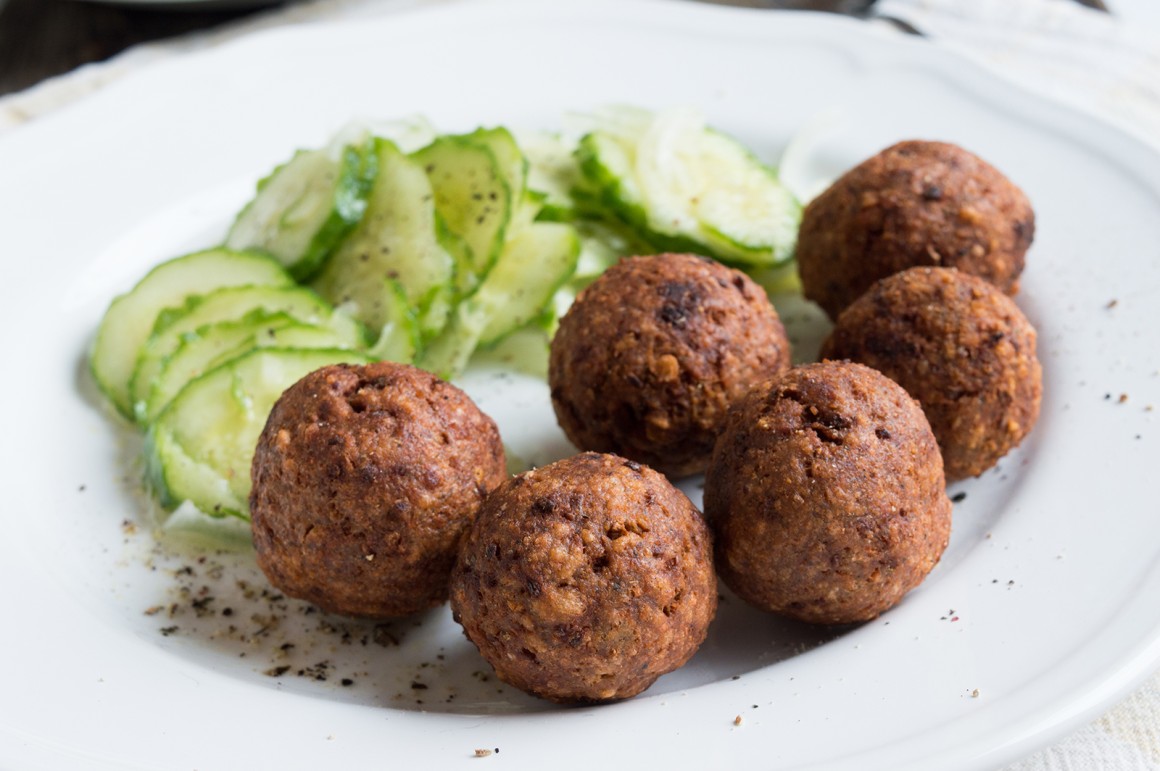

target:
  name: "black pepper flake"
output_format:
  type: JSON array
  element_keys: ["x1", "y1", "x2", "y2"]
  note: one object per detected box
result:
[
  {"x1": 159, "y1": 626, "x2": 178, "y2": 636},
  {"x1": 264, "y1": 665, "x2": 291, "y2": 677},
  {"x1": 341, "y1": 678, "x2": 354, "y2": 687},
  {"x1": 951, "y1": 492, "x2": 967, "y2": 503},
  {"x1": 78, "y1": 484, "x2": 86, "y2": 492},
  {"x1": 373, "y1": 624, "x2": 399, "y2": 647},
  {"x1": 411, "y1": 681, "x2": 428, "y2": 690}
]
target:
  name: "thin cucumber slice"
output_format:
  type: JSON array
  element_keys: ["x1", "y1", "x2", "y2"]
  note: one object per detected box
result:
[
  {"x1": 541, "y1": 283, "x2": 578, "y2": 339},
  {"x1": 518, "y1": 129, "x2": 582, "y2": 221},
  {"x1": 748, "y1": 260, "x2": 803, "y2": 297},
  {"x1": 412, "y1": 135, "x2": 511, "y2": 286},
  {"x1": 572, "y1": 219, "x2": 647, "y2": 284},
  {"x1": 129, "y1": 284, "x2": 367, "y2": 423},
  {"x1": 365, "y1": 278, "x2": 421, "y2": 363},
  {"x1": 90, "y1": 248, "x2": 293, "y2": 419},
  {"x1": 479, "y1": 221, "x2": 580, "y2": 345},
  {"x1": 577, "y1": 131, "x2": 652, "y2": 235},
  {"x1": 159, "y1": 500, "x2": 254, "y2": 550},
  {"x1": 509, "y1": 189, "x2": 545, "y2": 237},
  {"x1": 345, "y1": 115, "x2": 438, "y2": 154},
  {"x1": 145, "y1": 347, "x2": 372, "y2": 520},
  {"x1": 224, "y1": 138, "x2": 375, "y2": 281},
  {"x1": 463, "y1": 126, "x2": 527, "y2": 213},
  {"x1": 577, "y1": 107, "x2": 801, "y2": 268},
  {"x1": 312, "y1": 138, "x2": 456, "y2": 343},
  {"x1": 143, "y1": 311, "x2": 356, "y2": 424},
  {"x1": 674, "y1": 128, "x2": 800, "y2": 266},
  {"x1": 418, "y1": 221, "x2": 579, "y2": 378}
]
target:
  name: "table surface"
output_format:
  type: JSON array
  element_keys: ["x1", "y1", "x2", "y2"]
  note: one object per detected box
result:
[{"x1": 0, "y1": 0, "x2": 279, "y2": 96}]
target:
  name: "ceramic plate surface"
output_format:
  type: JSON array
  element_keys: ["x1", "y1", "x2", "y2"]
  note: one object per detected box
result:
[{"x1": 1, "y1": 1, "x2": 1159, "y2": 768}]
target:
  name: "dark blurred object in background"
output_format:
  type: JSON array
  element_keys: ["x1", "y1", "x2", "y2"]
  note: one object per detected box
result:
[{"x1": 0, "y1": 0, "x2": 284, "y2": 96}]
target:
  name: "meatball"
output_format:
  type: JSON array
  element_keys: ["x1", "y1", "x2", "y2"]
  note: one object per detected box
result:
[
  {"x1": 797, "y1": 140, "x2": 1035, "y2": 319},
  {"x1": 249, "y1": 361, "x2": 506, "y2": 619},
  {"x1": 549, "y1": 253, "x2": 791, "y2": 478},
  {"x1": 449, "y1": 452, "x2": 717, "y2": 703},
  {"x1": 704, "y1": 361, "x2": 951, "y2": 625},
  {"x1": 820, "y1": 267, "x2": 1042, "y2": 481}
]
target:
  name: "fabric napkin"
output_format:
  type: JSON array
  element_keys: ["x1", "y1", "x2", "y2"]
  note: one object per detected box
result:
[{"x1": 875, "y1": 0, "x2": 1160, "y2": 155}]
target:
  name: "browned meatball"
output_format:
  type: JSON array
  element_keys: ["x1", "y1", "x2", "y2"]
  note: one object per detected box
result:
[
  {"x1": 449, "y1": 452, "x2": 717, "y2": 703},
  {"x1": 797, "y1": 140, "x2": 1035, "y2": 319},
  {"x1": 250, "y1": 361, "x2": 506, "y2": 619},
  {"x1": 820, "y1": 267, "x2": 1042, "y2": 482},
  {"x1": 549, "y1": 253, "x2": 791, "y2": 478},
  {"x1": 704, "y1": 361, "x2": 951, "y2": 625}
]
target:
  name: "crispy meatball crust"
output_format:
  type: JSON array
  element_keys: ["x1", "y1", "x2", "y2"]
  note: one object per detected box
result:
[
  {"x1": 797, "y1": 140, "x2": 1035, "y2": 319},
  {"x1": 250, "y1": 361, "x2": 506, "y2": 619},
  {"x1": 704, "y1": 361, "x2": 951, "y2": 625},
  {"x1": 549, "y1": 253, "x2": 791, "y2": 478},
  {"x1": 449, "y1": 452, "x2": 717, "y2": 704},
  {"x1": 820, "y1": 267, "x2": 1042, "y2": 481}
]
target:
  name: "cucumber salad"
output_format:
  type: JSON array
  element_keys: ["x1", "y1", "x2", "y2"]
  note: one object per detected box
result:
[{"x1": 90, "y1": 105, "x2": 802, "y2": 543}]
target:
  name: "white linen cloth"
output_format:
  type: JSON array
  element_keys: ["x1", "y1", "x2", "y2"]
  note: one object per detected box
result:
[
  {"x1": 1, "y1": 0, "x2": 1157, "y2": 767},
  {"x1": 876, "y1": 0, "x2": 1160, "y2": 155}
]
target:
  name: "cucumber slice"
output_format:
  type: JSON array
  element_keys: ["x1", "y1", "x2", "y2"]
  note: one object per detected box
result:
[
  {"x1": 577, "y1": 107, "x2": 801, "y2": 268},
  {"x1": 145, "y1": 348, "x2": 372, "y2": 520},
  {"x1": 312, "y1": 138, "x2": 457, "y2": 343},
  {"x1": 364, "y1": 278, "x2": 421, "y2": 363},
  {"x1": 90, "y1": 248, "x2": 293, "y2": 419},
  {"x1": 577, "y1": 131, "x2": 653, "y2": 235},
  {"x1": 651, "y1": 126, "x2": 800, "y2": 267},
  {"x1": 518, "y1": 129, "x2": 582, "y2": 221},
  {"x1": 418, "y1": 221, "x2": 580, "y2": 378},
  {"x1": 479, "y1": 221, "x2": 579, "y2": 345},
  {"x1": 413, "y1": 135, "x2": 511, "y2": 286},
  {"x1": 129, "y1": 284, "x2": 366, "y2": 423},
  {"x1": 572, "y1": 219, "x2": 646, "y2": 284},
  {"x1": 143, "y1": 311, "x2": 357, "y2": 424},
  {"x1": 224, "y1": 138, "x2": 375, "y2": 281},
  {"x1": 509, "y1": 189, "x2": 545, "y2": 237},
  {"x1": 463, "y1": 126, "x2": 527, "y2": 214}
]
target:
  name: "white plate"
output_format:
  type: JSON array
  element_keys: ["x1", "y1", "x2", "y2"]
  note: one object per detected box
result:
[{"x1": 2, "y1": 1, "x2": 1159, "y2": 768}]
